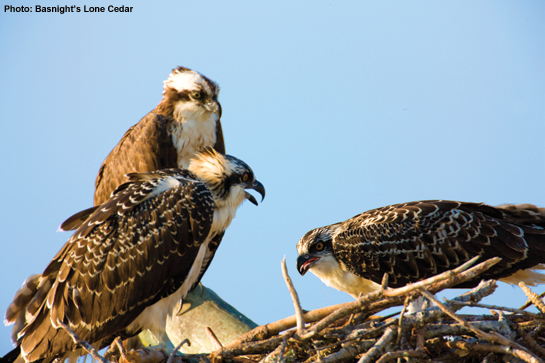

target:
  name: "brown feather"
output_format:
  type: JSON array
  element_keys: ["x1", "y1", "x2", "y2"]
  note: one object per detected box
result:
[
  {"x1": 9, "y1": 169, "x2": 216, "y2": 362},
  {"x1": 301, "y1": 200, "x2": 545, "y2": 289}
]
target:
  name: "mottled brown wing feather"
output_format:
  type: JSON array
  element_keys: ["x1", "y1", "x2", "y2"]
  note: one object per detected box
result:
[
  {"x1": 58, "y1": 206, "x2": 99, "y2": 231},
  {"x1": 334, "y1": 200, "x2": 545, "y2": 288},
  {"x1": 94, "y1": 112, "x2": 177, "y2": 206},
  {"x1": 14, "y1": 171, "x2": 214, "y2": 362}
]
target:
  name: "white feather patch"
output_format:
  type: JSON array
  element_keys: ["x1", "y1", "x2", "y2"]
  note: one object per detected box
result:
[
  {"x1": 163, "y1": 70, "x2": 215, "y2": 95},
  {"x1": 499, "y1": 264, "x2": 545, "y2": 286},
  {"x1": 309, "y1": 254, "x2": 381, "y2": 298},
  {"x1": 171, "y1": 113, "x2": 218, "y2": 169}
]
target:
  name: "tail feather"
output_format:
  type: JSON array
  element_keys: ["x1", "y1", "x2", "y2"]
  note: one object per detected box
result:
[{"x1": 5, "y1": 275, "x2": 41, "y2": 324}]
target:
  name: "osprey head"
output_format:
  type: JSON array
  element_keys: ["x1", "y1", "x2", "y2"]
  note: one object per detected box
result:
[
  {"x1": 296, "y1": 223, "x2": 381, "y2": 297},
  {"x1": 188, "y1": 147, "x2": 265, "y2": 207},
  {"x1": 159, "y1": 66, "x2": 221, "y2": 121},
  {"x1": 296, "y1": 226, "x2": 338, "y2": 276}
]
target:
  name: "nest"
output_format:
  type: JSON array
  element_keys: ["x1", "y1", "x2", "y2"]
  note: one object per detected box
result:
[{"x1": 62, "y1": 257, "x2": 545, "y2": 363}]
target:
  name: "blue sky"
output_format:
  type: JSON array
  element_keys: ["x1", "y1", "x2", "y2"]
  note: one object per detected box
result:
[{"x1": 1, "y1": 0, "x2": 544, "y2": 354}]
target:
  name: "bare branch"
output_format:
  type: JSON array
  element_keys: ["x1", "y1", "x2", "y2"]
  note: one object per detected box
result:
[
  {"x1": 519, "y1": 282, "x2": 545, "y2": 314},
  {"x1": 57, "y1": 320, "x2": 110, "y2": 363},
  {"x1": 167, "y1": 339, "x2": 190, "y2": 363},
  {"x1": 206, "y1": 327, "x2": 223, "y2": 350},
  {"x1": 449, "y1": 300, "x2": 543, "y2": 316},
  {"x1": 375, "y1": 349, "x2": 426, "y2": 363},
  {"x1": 281, "y1": 256, "x2": 305, "y2": 334},
  {"x1": 520, "y1": 291, "x2": 545, "y2": 310},
  {"x1": 357, "y1": 327, "x2": 396, "y2": 363}
]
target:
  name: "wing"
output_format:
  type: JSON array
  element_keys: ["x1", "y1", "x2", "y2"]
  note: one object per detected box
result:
[
  {"x1": 94, "y1": 112, "x2": 178, "y2": 206},
  {"x1": 333, "y1": 200, "x2": 545, "y2": 288},
  {"x1": 8, "y1": 170, "x2": 215, "y2": 362}
]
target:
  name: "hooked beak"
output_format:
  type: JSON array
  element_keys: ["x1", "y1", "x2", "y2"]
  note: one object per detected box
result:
[
  {"x1": 297, "y1": 254, "x2": 320, "y2": 276},
  {"x1": 205, "y1": 98, "x2": 221, "y2": 117},
  {"x1": 244, "y1": 179, "x2": 266, "y2": 206}
]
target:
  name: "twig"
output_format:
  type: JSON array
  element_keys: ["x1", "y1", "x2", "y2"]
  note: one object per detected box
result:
[
  {"x1": 277, "y1": 336, "x2": 288, "y2": 363},
  {"x1": 212, "y1": 331, "x2": 295, "y2": 361},
  {"x1": 418, "y1": 288, "x2": 543, "y2": 363},
  {"x1": 520, "y1": 291, "x2": 545, "y2": 310},
  {"x1": 57, "y1": 320, "x2": 110, "y2": 363},
  {"x1": 319, "y1": 339, "x2": 375, "y2": 363},
  {"x1": 167, "y1": 339, "x2": 190, "y2": 363},
  {"x1": 281, "y1": 256, "x2": 305, "y2": 334},
  {"x1": 449, "y1": 300, "x2": 543, "y2": 316},
  {"x1": 259, "y1": 339, "x2": 285, "y2": 363},
  {"x1": 424, "y1": 321, "x2": 519, "y2": 339},
  {"x1": 346, "y1": 318, "x2": 398, "y2": 341},
  {"x1": 357, "y1": 327, "x2": 396, "y2": 363},
  {"x1": 431, "y1": 339, "x2": 544, "y2": 363},
  {"x1": 523, "y1": 325, "x2": 545, "y2": 358},
  {"x1": 122, "y1": 348, "x2": 169, "y2": 363},
  {"x1": 519, "y1": 282, "x2": 545, "y2": 314},
  {"x1": 375, "y1": 349, "x2": 426, "y2": 363},
  {"x1": 206, "y1": 327, "x2": 223, "y2": 350},
  {"x1": 106, "y1": 336, "x2": 128, "y2": 362},
  {"x1": 113, "y1": 337, "x2": 127, "y2": 356},
  {"x1": 524, "y1": 334, "x2": 545, "y2": 359},
  {"x1": 395, "y1": 295, "x2": 410, "y2": 345},
  {"x1": 400, "y1": 280, "x2": 497, "y2": 330}
]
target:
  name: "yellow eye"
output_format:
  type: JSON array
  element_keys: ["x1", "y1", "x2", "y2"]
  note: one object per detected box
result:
[
  {"x1": 315, "y1": 242, "x2": 324, "y2": 251},
  {"x1": 192, "y1": 91, "x2": 202, "y2": 99},
  {"x1": 242, "y1": 173, "x2": 248, "y2": 182}
]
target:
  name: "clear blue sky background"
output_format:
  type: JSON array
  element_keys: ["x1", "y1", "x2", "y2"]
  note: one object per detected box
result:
[{"x1": 1, "y1": 0, "x2": 544, "y2": 355}]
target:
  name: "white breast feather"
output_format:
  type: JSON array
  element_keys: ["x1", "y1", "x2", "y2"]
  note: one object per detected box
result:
[
  {"x1": 310, "y1": 254, "x2": 380, "y2": 298},
  {"x1": 211, "y1": 185, "x2": 247, "y2": 233},
  {"x1": 170, "y1": 109, "x2": 218, "y2": 169}
]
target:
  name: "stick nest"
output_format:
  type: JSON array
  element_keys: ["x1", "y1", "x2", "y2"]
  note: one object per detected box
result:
[{"x1": 63, "y1": 257, "x2": 545, "y2": 363}]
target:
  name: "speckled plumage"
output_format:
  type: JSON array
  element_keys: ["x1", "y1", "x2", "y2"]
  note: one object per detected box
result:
[
  {"x1": 5, "y1": 150, "x2": 264, "y2": 363},
  {"x1": 297, "y1": 200, "x2": 545, "y2": 296}
]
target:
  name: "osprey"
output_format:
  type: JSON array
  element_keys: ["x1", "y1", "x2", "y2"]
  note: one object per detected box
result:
[
  {"x1": 93, "y1": 66, "x2": 225, "y2": 206},
  {"x1": 3, "y1": 148, "x2": 265, "y2": 363},
  {"x1": 297, "y1": 200, "x2": 545, "y2": 297}
]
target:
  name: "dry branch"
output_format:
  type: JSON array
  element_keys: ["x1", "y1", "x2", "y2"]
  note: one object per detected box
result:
[
  {"x1": 206, "y1": 327, "x2": 223, "y2": 350},
  {"x1": 357, "y1": 327, "x2": 396, "y2": 363},
  {"x1": 57, "y1": 320, "x2": 110, "y2": 363},
  {"x1": 281, "y1": 256, "x2": 305, "y2": 334},
  {"x1": 520, "y1": 282, "x2": 545, "y2": 314},
  {"x1": 375, "y1": 349, "x2": 426, "y2": 363}
]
